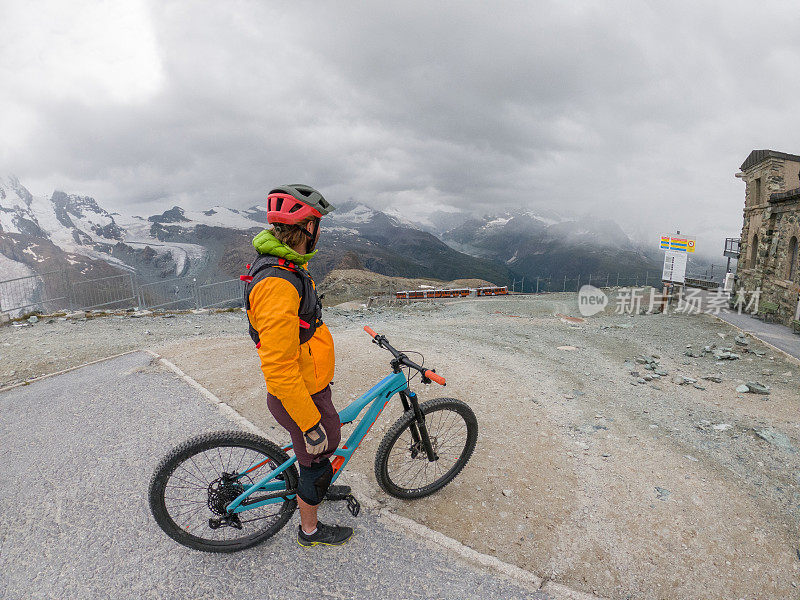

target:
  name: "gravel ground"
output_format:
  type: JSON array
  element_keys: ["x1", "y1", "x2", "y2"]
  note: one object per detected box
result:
[
  {"x1": 4, "y1": 294, "x2": 800, "y2": 599},
  {"x1": 0, "y1": 309, "x2": 245, "y2": 388}
]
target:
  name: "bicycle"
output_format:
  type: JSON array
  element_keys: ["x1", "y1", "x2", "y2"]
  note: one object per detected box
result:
[{"x1": 148, "y1": 326, "x2": 479, "y2": 552}]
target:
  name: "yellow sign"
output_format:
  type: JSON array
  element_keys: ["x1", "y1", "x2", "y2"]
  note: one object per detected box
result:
[{"x1": 660, "y1": 235, "x2": 695, "y2": 253}]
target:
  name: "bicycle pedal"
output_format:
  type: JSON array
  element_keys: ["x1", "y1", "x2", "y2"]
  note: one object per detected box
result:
[{"x1": 346, "y1": 494, "x2": 360, "y2": 517}]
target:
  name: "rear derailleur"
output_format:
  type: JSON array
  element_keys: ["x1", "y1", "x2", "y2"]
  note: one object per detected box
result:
[
  {"x1": 207, "y1": 472, "x2": 245, "y2": 530},
  {"x1": 208, "y1": 514, "x2": 243, "y2": 530}
]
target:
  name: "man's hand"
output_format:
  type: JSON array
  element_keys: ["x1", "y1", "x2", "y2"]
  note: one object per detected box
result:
[{"x1": 304, "y1": 421, "x2": 328, "y2": 456}]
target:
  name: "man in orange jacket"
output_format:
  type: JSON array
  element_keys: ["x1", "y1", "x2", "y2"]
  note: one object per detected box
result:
[{"x1": 245, "y1": 184, "x2": 352, "y2": 547}]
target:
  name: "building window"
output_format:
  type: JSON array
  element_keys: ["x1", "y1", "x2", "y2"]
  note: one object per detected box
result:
[
  {"x1": 790, "y1": 236, "x2": 799, "y2": 282},
  {"x1": 750, "y1": 234, "x2": 759, "y2": 268},
  {"x1": 753, "y1": 178, "x2": 762, "y2": 205}
]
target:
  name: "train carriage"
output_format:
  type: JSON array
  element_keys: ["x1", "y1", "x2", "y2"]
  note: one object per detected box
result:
[
  {"x1": 397, "y1": 286, "x2": 505, "y2": 300},
  {"x1": 475, "y1": 286, "x2": 508, "y2": 297}
]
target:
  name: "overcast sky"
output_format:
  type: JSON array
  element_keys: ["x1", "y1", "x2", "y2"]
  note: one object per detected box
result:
[{"x1": 2, "y1": 1, "x2": 800, "y2": 257}]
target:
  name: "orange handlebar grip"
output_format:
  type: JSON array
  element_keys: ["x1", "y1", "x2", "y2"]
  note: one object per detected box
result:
[
  {"x1": 364, "y1": 326, "x2": 377, "y2": 338},
  {"x1": 425, "y1": 370, "x2": 446, "y2": 385}
]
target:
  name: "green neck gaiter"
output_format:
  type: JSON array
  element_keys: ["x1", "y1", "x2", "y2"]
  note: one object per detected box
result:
[{"x1": 252, "y1": 229, "x2": 317, "y2": 265}]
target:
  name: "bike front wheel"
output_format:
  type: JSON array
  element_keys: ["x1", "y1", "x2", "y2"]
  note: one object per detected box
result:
[
  {"x1": 148, "y1": 430, "x2": 298, "y2": 553},
  {"x1": 375, "y1": 397, "x2": 478, "y2": 499}
]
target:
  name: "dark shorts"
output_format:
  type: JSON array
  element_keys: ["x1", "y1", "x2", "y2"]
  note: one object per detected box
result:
[{"x1": 266, "y1": 384, "x2": 341, "y2": 468}]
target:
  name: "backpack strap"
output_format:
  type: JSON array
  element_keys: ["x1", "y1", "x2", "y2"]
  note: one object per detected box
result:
[{"x1": 243, "y1": 254, "x2": 322, "y2": 348}]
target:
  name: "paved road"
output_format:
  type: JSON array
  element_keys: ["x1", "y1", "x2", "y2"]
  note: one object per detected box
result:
[
  {"x1": 0, "y1": 352, "x2": 545, "y2": 600},
  {"x1": 715, "y1": 307, "x2": 800, "y2": 360}
]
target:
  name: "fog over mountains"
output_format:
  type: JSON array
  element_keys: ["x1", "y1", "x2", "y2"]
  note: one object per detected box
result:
[{"x1": 0, "y1": 175, "x2": 671, "y2": 290}]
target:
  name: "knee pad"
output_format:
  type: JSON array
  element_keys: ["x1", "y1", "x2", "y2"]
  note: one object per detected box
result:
[{"x1": 297, "y1": 458, "x2": 333, "y2": 506}]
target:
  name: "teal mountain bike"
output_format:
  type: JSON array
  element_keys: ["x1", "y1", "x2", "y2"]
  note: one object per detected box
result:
[{"x1": 148, "y1": 327, "x2": 479, "y2": 552}]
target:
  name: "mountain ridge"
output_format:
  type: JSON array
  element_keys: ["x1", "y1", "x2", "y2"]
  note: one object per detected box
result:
[
  {"x1": 0, "y1": 177, "x2": 514, "y2": 288},
  {"x1": 1, "y1": 176, "x2": 670, "y2": 293}
]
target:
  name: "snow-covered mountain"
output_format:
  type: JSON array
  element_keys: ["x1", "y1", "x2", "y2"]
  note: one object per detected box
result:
[
  {"x1": 0, "y1": 176, "x2": 267, "y2": 281},
  {"x1": 0, "y1": 177, "x2": 127, "y2": 281},
  {"x1": 0, "y1": 175, "x2": 46, "y2": 237},
  {"x1": 0, "y1": 175, "x2": 663, "y2": 296},
  {"x1": 141, "y1": 200, "x2": 514, "y2": 285},
  {"x1": 0, "y1": 177, "x2": 513, "y2": 289},
  {"x1": 442, "y1": 211, "x2": 660, "y2": 279}
]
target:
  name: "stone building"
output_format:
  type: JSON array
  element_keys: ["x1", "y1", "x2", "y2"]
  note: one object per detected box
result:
[{"x1": 735, "y1": 149, "x2": 800, "y2": 324}]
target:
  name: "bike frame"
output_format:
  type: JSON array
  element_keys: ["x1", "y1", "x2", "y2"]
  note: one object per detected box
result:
[{"x1": 225, "y1": 370, "x2": 410, "y2": 514}]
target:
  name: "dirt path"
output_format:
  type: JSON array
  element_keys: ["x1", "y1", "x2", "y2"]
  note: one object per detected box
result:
[{"x1": 8, "y1": 295, "x2": 798, "y2": 598}]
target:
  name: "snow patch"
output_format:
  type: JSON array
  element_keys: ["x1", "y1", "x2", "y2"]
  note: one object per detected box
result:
[
  {"x1": 384, "y1": 207, "x2": 433, "y2": 229},
  {"x1": 323, "y1": 226, "x2": 360, "y2": 235},
  {"x1": 329, "y1": 204, "x2": 375, "y2": 224},
  {"x1": 22, "y1": 243, "x2": 45, "y2": 262},
  {"x1": 527, "y1": 214, "x2": 561, "y2": 226},
  {"x1": 182, "y1": 206, "x2": 263, "y2": 230},
  {"x1": 484, "y1": 217, "x2": 511, "y2": 228}
]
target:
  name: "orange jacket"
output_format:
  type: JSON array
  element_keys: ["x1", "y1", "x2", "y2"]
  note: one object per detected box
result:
[{"x1": 247, "y1": 266, "x2": 335, "y2": 432}]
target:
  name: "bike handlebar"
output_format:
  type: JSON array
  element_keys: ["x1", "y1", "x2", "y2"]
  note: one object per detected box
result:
[{"x1": 363, "y1": 326, "x2": 446, "y2": 386}]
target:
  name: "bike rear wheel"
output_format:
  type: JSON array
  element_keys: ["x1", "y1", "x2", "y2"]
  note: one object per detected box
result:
[
  {"x1": 375, "y1": 397, "x2": 478, "y2": 499},
  {"x1": 148, "y1": 430, "x2": 298, "y2": 553}
]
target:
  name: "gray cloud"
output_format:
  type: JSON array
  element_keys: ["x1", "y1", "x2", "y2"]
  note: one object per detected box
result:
[{"x1": 2, "y1": 0, "x2": 800, "y2": 258}]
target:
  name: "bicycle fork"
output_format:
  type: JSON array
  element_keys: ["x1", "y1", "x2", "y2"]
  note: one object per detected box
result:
[{"x1": 399, "y1": 390, "x2": 439, "y2": 462}]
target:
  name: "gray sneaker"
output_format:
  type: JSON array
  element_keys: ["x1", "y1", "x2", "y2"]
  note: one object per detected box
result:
[{"x1": 297, "y1": 522, "x2": 354, "y2": 547}]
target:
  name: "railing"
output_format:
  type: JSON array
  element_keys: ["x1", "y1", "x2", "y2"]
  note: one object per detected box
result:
[
  {"x1": 0, "y1": 271, "x2": 70, "y2": 314},
  {"x1": 71, "y1": 273, "x2": 137, "y2": 310},
  {"x1": 513, "y1": 272, "x2": 660, "y2": 294},
  {"x1": 137, "y1": 276, "x2": 199, "y2": 310},
  {"x1": 0, "y1": 267, "x2": 724, "y2": 316},
  {"x1": 724, "y1": 238, "x2": 741, "y2": 258},
  {"x1": 0, "y1": 271, "x2": 246, "y2": 317},
  {"x1": 197, "y1": 279, "x2": 244, "y2": 308},
  {"x1": 373, "y1": 272, "x2": 676, "y2": 303},
  {"x1": 684, "y1": 277, "x2": 719, "y2": 290}
]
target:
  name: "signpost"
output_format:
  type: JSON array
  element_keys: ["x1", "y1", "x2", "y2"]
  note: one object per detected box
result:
[
  {"x1": 660, "y1": 232, "x2": 696, "y2": 310},
  {"x1": 659, "y1": 233, "x2": 695, "y2": 284},
  {"x1": 662, "y1": 251, "x2": 688, "y2": 283}
]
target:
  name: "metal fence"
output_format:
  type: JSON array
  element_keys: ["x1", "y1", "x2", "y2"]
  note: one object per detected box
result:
[
  {"x1": 0, "y1": 271, "x2": 70, "y2": 314},
  {"x1": 1, "y1": 266, "x2": 724, "y2": 316},
  {"x1": 370, "y1": 271, "x2": 722, "y2": 302},
  {"x1": 510, "y1": 271, "x2": 721, "y2": 294},
  {"x1": 197, "y1": 279, "x2": 245, "y2": 309},
  {"x1": 0, "y1": 270, "x2": 245, "y2": 317},
  {"x1": 137, "y1": 276, "x2": 199, "y2": 310},
  {"x1": 505, "y1": 273, "x2": 647, "y2": 294},
  {"x1": 71, "y1": 273, "x2": 137, "y2": 310}
]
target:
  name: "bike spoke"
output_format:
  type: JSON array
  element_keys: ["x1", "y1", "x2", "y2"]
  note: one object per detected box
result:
[
  {"x1": 386, "y1": 407, "x2": 470, "y2": 491},
  {"x1": 176, "y1": 463, "x2": 207, "y2": 488},
  {"x1": 159, "y1": 443, "x2": 294, "y2": 545}
]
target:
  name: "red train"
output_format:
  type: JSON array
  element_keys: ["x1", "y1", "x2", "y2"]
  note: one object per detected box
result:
[{"x1": 394, "y1": 286, "x2": 507, "y2": 300}]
